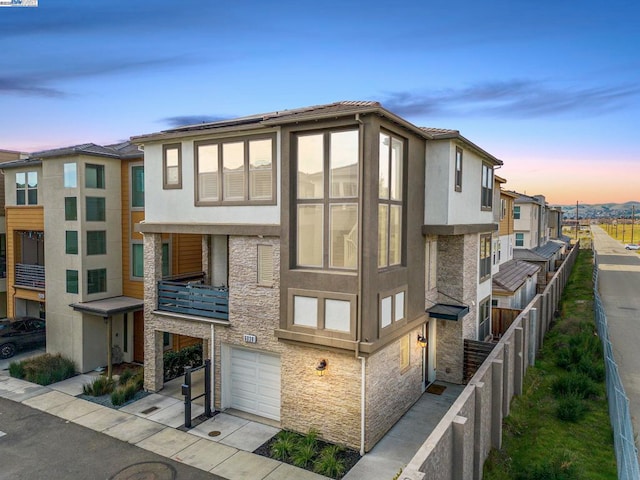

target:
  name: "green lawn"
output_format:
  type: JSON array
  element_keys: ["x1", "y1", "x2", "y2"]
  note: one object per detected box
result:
[{"x1": 483, "y1": 250, "x2": 617, "y2": 480}]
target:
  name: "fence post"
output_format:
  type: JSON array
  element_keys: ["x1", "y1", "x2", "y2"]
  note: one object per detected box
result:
[
  {"x1": 204, "y1": 359, "x2": 212, "y2": 417},
  {"x1": 528, "y1": 308, "x2": 538, "y2": 366},
  {"x1": 491, "y1": 360, "x2": 504, "y2": 449},
  {"x1": 514, "y1": 327, "x2": 524, "y2": 396}
]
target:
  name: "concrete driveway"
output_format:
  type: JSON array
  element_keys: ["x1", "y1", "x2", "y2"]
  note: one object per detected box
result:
[{"x1": 0, "y1": 347, "x2": 45, "y2": 371}]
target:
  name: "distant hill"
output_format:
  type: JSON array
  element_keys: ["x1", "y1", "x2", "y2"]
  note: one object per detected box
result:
[{"x1": 558, "y1": 201, "x2": 640, "y2": 219}]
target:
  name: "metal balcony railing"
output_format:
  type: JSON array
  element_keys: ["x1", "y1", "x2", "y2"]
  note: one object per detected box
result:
[
  {"x1": 15, "y1": 263, "x2": 45, "y2": 289},
  {"x1": 157, "y1": 280, "x2": 229, "y2": 321}
]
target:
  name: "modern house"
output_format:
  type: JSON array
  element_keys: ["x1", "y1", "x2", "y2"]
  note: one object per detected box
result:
[
  {"x1": 132, "y1": 101, "x2": 502, "y2": 452},
  {"x1": 0, "y1": 142, "x2": 199, "y2": 371}
]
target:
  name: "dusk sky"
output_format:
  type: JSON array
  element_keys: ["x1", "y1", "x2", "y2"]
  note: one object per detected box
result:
[{"x1": 1, "y1": 0, "x2": 639, "y2": 205}]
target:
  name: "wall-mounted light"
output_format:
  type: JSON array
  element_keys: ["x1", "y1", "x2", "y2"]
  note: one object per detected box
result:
[
  {"x1": 417, "y1": 334, "x2": 428, "y2": 348},
  {"x1": 316, "y1": 359, "x2": 327, "y2": 376}
]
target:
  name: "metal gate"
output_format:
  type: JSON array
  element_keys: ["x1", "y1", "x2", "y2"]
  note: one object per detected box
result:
[{"x1": 181, "y1": 359, "x2": 212, "y2": 428}]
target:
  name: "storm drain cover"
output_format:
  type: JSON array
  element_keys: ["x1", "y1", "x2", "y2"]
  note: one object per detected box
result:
[
  {"x1": 208, "y1": 430, "x2": 221, "y2": 437},
  {"x1": 141, "y1": 406, "x2": 160, "y2": 415},
  {"x1": 110, "y1": 461, "x2": 176, "y2": 480}
]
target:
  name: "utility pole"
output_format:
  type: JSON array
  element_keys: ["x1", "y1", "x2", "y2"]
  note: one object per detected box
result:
[
  {"x1": 632, "y1": 205, "x2": 636, "y2": 244},
  {"x1": 575, "y1": 200, "x2": 579, "y2": 241}
]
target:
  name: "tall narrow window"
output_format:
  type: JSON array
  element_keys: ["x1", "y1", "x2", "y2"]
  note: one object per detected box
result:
[
  {"x1": 455, "y1": 147, "x2": 463, "y2": 192},
  {"x1": 513, "y1": 205, "x2": 521, "y2": 220},
  {"x1": 163, "y1": 144, "x2": 182, "y2": 189},
  {"x1": 481, "y1": 163, "x2": 493, "y2": 209},
  {"x1": 65, "y1": 197, "x2": 77, "y2": 221},
  {"x1": 66, "y1": 270, "x2": 78, "y2": 294},
  {"x1": 131, "y1": 165, "x2": 144, "y2": 208},
  {"x1": 515, "y1": 233, "x2": 524, "y2": 247},
  {"x1": 64, "y1": 163, "x2": 77, "y2": 188},
  {"x1": 223, "y1": 142, "x2": 245, "y2": 200},
  {"x1": 16, "y1": 171, "x2": 38, "y2": 205},
  {"x1": 295, "y1": 130, "x2": 358, "y2": 270},
  {"x1": 378, "y1": 132, "x2": 403, "y2": 269},
  {"x1": 65, "y1": 231, "x2": 78, "y2": 255},
  {"x1": 86, "y1": 164, "x2": 105, "y2": 189},
  {"x1": 478, "y1": 298, "x2": 491, "y2": 341},
  {"x1": 87, "y1": 268, "x2": 107, "y2": 294},
  {"x1": 132, "y1": 243, "x2": 143, "y2": 278},
  {"x1": 480, "y1": 234, "x2": 491, "y2": 280}
]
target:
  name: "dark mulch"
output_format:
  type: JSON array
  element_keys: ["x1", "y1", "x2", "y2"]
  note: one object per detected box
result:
[
  {"x1": 253, "y1": 433, "x2": 361, "y2": 479},
  {"x1": 78, "y1": 389, "x2": 150, "y2": 410}
]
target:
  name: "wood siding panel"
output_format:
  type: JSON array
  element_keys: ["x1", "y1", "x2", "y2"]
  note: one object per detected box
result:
[
  {"x1": 499, "y1": 196, "x2": 514, "y2": 236},
  {"x1": 121, "y1": 161, "x2": 144, "y2": 299},
  {"x1": 173, "y1": 234, "x2": 202, "y2": 275},
  {"x1": 6, "y1": 206, "x2": 44, "y2": 317},
  {"x1": 175, "y1": 334, "x2": 202, "y2": 350}
]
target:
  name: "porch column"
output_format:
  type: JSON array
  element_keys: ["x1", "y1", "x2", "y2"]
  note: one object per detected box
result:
[{"x1": 143, "y1": 232, "x2": 164, "y2": 391}]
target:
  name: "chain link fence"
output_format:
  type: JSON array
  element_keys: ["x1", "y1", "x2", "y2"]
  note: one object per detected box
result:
[{"x1": 593, "y1": 253, "x2": 640, "y2": 480}]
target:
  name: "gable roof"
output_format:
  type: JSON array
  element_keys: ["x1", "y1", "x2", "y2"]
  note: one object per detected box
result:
[
  {"x1": 492, "y1": 260, "x2": 540, "y2": 294},
  {"x1": 513, "y1": 241, "x2": 563, "y2": 262}
]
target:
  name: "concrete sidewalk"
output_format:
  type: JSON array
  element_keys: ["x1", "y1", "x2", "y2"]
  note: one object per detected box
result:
[
  {"x1": 0, "y1": 370, "x2": 463, "y2": 480},
  {"x1": 0, "y1": 371, "x2": 326, "y2": 480}
]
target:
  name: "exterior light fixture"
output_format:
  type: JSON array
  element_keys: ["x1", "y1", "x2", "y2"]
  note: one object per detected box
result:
[
  {"x1": 316, "y1": 359, "x2": 327, "y2": 376},
  {"x1": 417, "y1": 334, "x2": 428, "y2": 348}
]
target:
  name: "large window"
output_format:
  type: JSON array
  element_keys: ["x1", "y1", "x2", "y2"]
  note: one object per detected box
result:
[
  {"x1": 195, "y1": 136, "x2": 274, "y2": 204},
  {"x1": 132, "y1": 243, "x2": 169, "y2": 278},
  {"x1": 65, "y1": 231, "x2": 78, "y2": 254},
  {"x1": 87, "y1": 231, "x2": 106, "y2": 255},
  {"x1": 65, "y1": 197, "x2": 77, "y2": 221},
  {"x1": 163, "y1": 144, "x2": 182, "y2": 189},
  {"x1": 66, "y1": 270, "x2": 78, "y2": 294},
  {"x1": 87, "y1": 268, "x2": 107, "y2": 294},
  {"x1": 480, "y1": 234, "x2": 491, "y2": 280},
  {"x1": 513, "y1": 205, "x2": 521, "y2": 220},
  {"x1": 86, "y1": 164, "x2": 105, "y2": 189},
  {"x1": 290, "y1": 290, "x2": 355, "y2": 334},
  {"x1": 295, "y1": 130, "x2": 358, "y2": 270},
  {"x1": 16, "y1": 171, "x2": 38, "y2": 205},
  {"x1": 86, "y1": 197, "x2": 105, "y2": 221},
  {"x1": 455, "y1": 147, "x2": 463, "y2": 192},
  {"x1": 478, "y1": 297, "x2": 491, "y2": 341},
  {"x1": 378, "y1": 132, "x2": 403, "y2": 269},
  {"x1": 481, "y1": 163, "x2": 493, "y2": 209},
  {"x1": 131, "y1": 165, "x2": 144, "y2": 208},
  {"x1": 515, "y1": 233, "x2": 524, "y2": 247},
  {"x1": 64, "y1": 163, "x2": 77, "y2": 188}
]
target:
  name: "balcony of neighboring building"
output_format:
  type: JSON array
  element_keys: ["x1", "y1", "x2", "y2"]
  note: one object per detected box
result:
[
  {"x1": 156, "y1": 271, "x2": 229, "y2": 321},
  {"x1": 14, "y1": 231, "x2": 45, "y2": 291}
]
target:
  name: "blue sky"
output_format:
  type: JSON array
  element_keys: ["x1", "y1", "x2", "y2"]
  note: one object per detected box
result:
[{"x1": 1, "y1": 0, "x2": 639, "y2": 204}]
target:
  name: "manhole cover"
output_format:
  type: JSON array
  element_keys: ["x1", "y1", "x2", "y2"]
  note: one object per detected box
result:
[
  {"x1": 208, "y1": 430, "x2": 221, "y2": 437},
  {"x1": 110, "y1": 461, "x2": 176, "y2": 480}
]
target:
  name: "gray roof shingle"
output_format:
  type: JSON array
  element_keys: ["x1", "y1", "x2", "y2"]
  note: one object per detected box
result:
[{"x1": 493, "y1": 260, "x2": 540, "y2": 294}]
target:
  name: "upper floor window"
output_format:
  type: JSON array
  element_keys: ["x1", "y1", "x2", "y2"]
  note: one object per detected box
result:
[
  {"x1": 481, "y1": 163, "x2": 493, "y2": 209},
  {"x1": 65, "y1": 197, "x2": 77, "y2": 221},
  {"x1": 86, "y1": 197, "x2": 105, "y2": 222},
  {"x1": 87, "y1": 231, "x2": 107, "y2": 255},
  {"x1": 454, "y1": 147, "x2": 463, "y2": 192},
  {"x1": 131, "y1": 165, "x2": 144, "y2": 208},
  {"x1": 378, "y1": 132, "x2": 403, "y2": 269},
  {"x1": 380, "y1": 289, "x2": 406, "y2": 329},
  {"x1": 513, "y1": 205, "x2": 521, "y2": 219},
  {"x1": 163, "y1": 144, "x2": 182, "y2": 189},
  {"x1": 64, "y1": 163, "x2": 77, "y2": 188},
  {"x1": 295, "y1": 129, "x2": 359, "y2": 270},
  {"x1": 86, "y1": 164, "x2": 105, "y2": 189},
  {"x1": 515, "y1": 232, "x2": 524, "y2": 247},
  {"x1": 480, "y1": 234, "x2": 491, "y2": 280},
  {"x1": 195, "y1": 136, "x2": 274, "y2": 204},
  {"x1": 87, "y1": 268, "x2": 107, "y2": 294},
  {"x1": 16, "y1": 171, "x2": 37, "y2": 205},
  {"x1": 478, "y1": 297, "x2": 491, "y2": 341},
  {"x1": 500, "y1": 199, "x2": 507, "y2": 220},
  {"x1": 290, "y1": 290, "x2": 355, "y2": 335},
  {"x1": 131, "y1": 242, "x2": 169, "y2": 278}
]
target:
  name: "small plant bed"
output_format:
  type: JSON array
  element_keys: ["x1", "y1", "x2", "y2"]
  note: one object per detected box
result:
[
  {"x1": 9, "y1": 353, "x2": 76, "y2": 386},
  {"x1": 254, "y1": 429, "x2": 360, "y2": 479},
  {"x1": 483, "y1": 250, "x2": 617, "y2": 480},
  {"x1": 80, "y1": 367, "x2": 148, "y2": 409}
]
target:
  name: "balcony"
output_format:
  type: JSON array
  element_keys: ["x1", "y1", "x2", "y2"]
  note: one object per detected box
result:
[
  {"x1": 157, "y1": 275, "x2": 228, "y2": 321},
  {"x1": 15, "y1": 263, "x2": 45, "y2": 290}
]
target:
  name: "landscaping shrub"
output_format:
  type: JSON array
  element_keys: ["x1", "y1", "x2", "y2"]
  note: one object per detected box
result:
[
  {"x1": 556, "y1": 394, "x2": 588, "y2": 422},
  {"x1": 110, "y1": 389, "x2": 126, "y2": 406},
  {"x1": 11, "y1": 354, "x2": 76, "y2": 386},
  {"x1": 575, "y1": 358, "x2": 605, "y2": 383},
  {"x1": 163, "y1": 343, "x2": 203, "y2": 381},
  {"x1": 515, "y1": 451, "x2": 581, "y2": 480},
  {"x1": 270, "y1": 430, "x2": 297, "y2": 461},
  {"x1": 83, "y1": 375, "x2": 116, "y2": 396},
  {"x1": 118, "y1": 368, "x2": 134, "y2": 385},
  {"x1": 314, "y1": 444, "x2": 346, "y2": 478},
  {"x1": 551, "y1": 372, "x2": 598, "y2": 400}
]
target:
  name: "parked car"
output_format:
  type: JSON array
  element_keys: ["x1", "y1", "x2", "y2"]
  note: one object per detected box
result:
[
  {"x1": 0, "y1": 317, "x2": 46, "y2": 359},
  {"x1": 625, "y1": 244, "x2": 640, "y2": 250}
]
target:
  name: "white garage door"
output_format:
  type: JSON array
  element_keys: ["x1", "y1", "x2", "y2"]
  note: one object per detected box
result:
[{"x1": 230, "y1": 348, "x2": 281, "y2": 421}]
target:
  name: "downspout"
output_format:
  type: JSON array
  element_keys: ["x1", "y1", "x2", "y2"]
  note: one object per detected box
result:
[
  {"x1": 210, "y1": 323, "x2": 215, "y2": 413},
  {"x1": 355, "y1": 113, "x2": 366, "y2": 456}
]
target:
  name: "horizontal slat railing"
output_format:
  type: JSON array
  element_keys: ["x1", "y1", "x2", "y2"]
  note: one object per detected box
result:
[
  {"x1": 15, "y1": 263, "x2": 45, "y2": 289},
  {"x1": 157, "y1": 280, "x2": 229, "y2": 321}
]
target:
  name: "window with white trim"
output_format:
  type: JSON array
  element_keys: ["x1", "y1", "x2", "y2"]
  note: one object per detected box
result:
[
  {"x1": 290, "y1": 290, "x2": 355, "y2": 334},
  {"x1": 515, "y1": 233, "x2": 524, "y2": 247},
  {"x1": 480, "y1": 234, "x2": 491, "y2": 280},
  {"x1": 513, "y1": 205, "x2": 521, "y2": 220},
  {"x1": 481, "y1": 163, "x2": 493, "y2": 209},
  {"x1": 16, "y1": 171, "x2": 38, "y2": 205},
  {"x1": 380, "y1": 289, "x2": 406, "y2": 329}
]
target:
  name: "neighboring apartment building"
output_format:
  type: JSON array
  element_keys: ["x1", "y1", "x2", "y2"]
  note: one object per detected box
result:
[
  {"x1": 0, "y1": 148, "x2": 27, "y2": 318},
  {"x1": 1, "y1": 143, "x2": 199, "y2": 371},
  {"x1": 132, "y1": 101, "x2": 502, "y2": 452}
]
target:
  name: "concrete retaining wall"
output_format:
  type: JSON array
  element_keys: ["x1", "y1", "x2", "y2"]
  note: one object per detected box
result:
[{"x1": 401, "y1": 243, "x2": 579, "y2": 480}]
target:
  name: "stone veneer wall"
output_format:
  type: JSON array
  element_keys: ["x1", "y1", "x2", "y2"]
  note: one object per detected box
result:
[
  {"x1": 281, "y1": 344, "x2": 362, "y2": 450},
  {"x1": 365, "y1": 326, "x2": 424, "y2": 451},
  {"x1": 435, "y1": 233, "x2": 479, "y2": 383}
]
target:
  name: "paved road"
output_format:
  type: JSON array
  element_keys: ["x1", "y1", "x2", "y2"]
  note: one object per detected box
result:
[
  {"x1": 591, "y1": 225, "x2": 640, "y2": 447},
  {"x1": 0, "y1": 397, "x2": 224, "y2": 480}
]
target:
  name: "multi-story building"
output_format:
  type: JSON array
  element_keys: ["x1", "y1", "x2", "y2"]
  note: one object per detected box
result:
[
  {"x1": 132, "y1": 101, "x2": 502, "y2": 452},
  {"x1": 1, "y1": 143, "x2": 199, "y2": 371}
]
